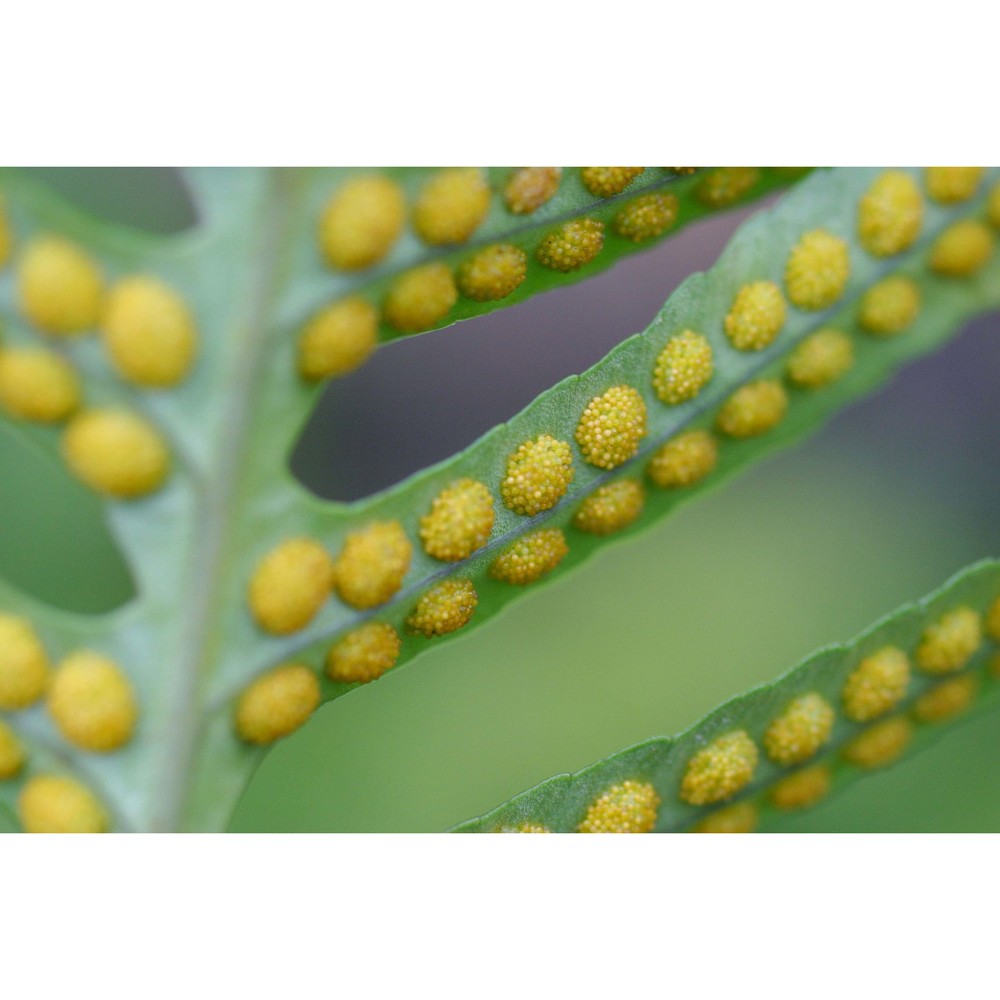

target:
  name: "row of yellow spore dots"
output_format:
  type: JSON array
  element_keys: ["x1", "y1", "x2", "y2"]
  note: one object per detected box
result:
[
  {"x1": 502, "y1": 592, "x2": 1000, "y2": 833},
  {"x1": 0, "y1": 612, "x2": 139, "y2": 833},
  {"x1": 237, "y1": 168, "x2": 997, "y2": 750},
  {"x1": 0, "y1": 217, "x2": 199, "y2": 501},
  {"x1": 297, "y1": 168, "x2": 756, "y2": 382}
]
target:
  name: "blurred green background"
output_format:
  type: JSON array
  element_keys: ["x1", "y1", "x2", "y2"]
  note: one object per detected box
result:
[{"x1": 2, "y1": 169, "x2": 998, "y2": 832}]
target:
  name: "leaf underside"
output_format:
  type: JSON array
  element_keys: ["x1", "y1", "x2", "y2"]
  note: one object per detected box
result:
[
  {"x1": 0, "y1": 166, "x2": 997, "y2": 831},
  {"x1": 452, "y1": 560, "x2": 1000, "y2": 833}
]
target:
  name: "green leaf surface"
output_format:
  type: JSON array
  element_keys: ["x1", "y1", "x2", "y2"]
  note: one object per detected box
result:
[
  {"x1": 0, "y1": 166, "x2": 997, "y2": 832},
  {"x1": 452, "y1": 559, "x2": 1000, "y2": 832}
]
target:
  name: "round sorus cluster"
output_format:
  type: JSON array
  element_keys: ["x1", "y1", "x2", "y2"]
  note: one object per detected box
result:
[
  {"x1": 503, "y1": 167, "x2": 561, "y2": 215},
  {"x1": 695, "y1": 167, "x2": 760, "y2": 208},
  {"x1": 17, "y1": 235, "x2": 104, "y2": 335},
  {"x1": 679, "y1": 730, "x2": 759, "y2": 806},
  {"x1": 912, "y1": 674, "x2": 978, "y2": 723},
  {"x1": 986, "y1": 595, "x2": 1000, "y2": 642},
  {"x1": 786, "y1": 329, "x2": 854, "y2": 389},
  {"x1": 100, "y1": 275, "x2": 198, "y2": 387},
  {"x1": 769, "y1": 764, "x2": 831, "y2": 811},
  {"x1": 0, "y1": 613, "x2": 50, "y2": 710},
  {"x1": 298, "y1": 297, "x2": 378, "y2": 381},
  {"x1": 929, "y1": 220, "x2": 995, "y2": 277},
  {"x1": 580, "y1": 167, "x2": 644, "y2": 198},
  {"x1": 784, "y1": 229, "x2": 850, "y2": 310},
  {"x1": 762, "y1": 692, "x2": 835, "y2": 766},
  {"x1": 18, "y1": 774, "x2": 108, "y2": 834},
  {"x1": 989, "y1": 183, "x2": 1000, "y2": 229},
  {"x1": 326, "y1": 622, "x2": 401, "y2": 685},
  {"x1": 248, "y1": 537, "x2": 335, "y2": 635},
  {"x1": 318, "y1": 175, "x2": 406, "y2": 271},
  {"x1": 857, "y1": 171, "x2": 923, "y2": 257},
  {"x1": 0, "y1": 347, "x2": 80, "y2": 423},
  {"x1": 419, "y1": 478, "x2": 495, "y2": 562},
  {"x1": 724, "y1": 281, "x2": 786, "y2": 351},
  {"x1": 61, "y1": 407, "x2": 170, "y2": 498},
  {"x1": 613, "y1": 192, "x2": 679, "y2": 243},
  {"x1": 0, "y1": 720, "x2": 25, "y2": 780},
  {"x1": 456, "y1": 243, "x2": 527, "y2": 302},
  {"x1": 691, "y1": 800, "x2": 758, "y2": 834},
  {"x1": 647, "y1": 429, "x2": 717, "y2": 489},
  {"x1": 407, "y1": 579, "x2": 478, "y2": 637},
  {"x1": 500, "y1": 435, "x2": 574, "y2": 516},
  {"x1": 575, "y1": 384, "x2": 647, "y2": 469},
  {"x1": 572, "y1": 479, "x2": 645, "y2": 535},
  {"x1": 535, "y1": 218, "x2": 604, "y2": 272},
  {"x1": 333, "y1": 520, "x2": 412, "y2": 610},
  {"x1": 412, "y1": 168, "x2": 491, "y2": 246},
  {"x1": 577, "y1": 779, "x2": 660, "y2": 833},
  {"x1": 47, "y1": 651, "x2": 138, "y2": 753},
  {"x1": 858, "y1": 276, "x2": 921, "y2": 335},
  {"x1": 490, "y1": 528, "x2": 568, "y2": 585},
  {"x1": 235, "y1": 663, "x2": 321, "y2": 745},
  {"x1": 715, "y1": 379, "x2": 788, "y2": 438},
  {"x1": 842, "y1": 715, "x2": 912, "y2": 769},
  {"x1": 841, "y1": 646, "x2": 910, "y2": 722},
  {"x1": 915, "y1": 606, "x2": 981, "y2": 674},
  {"x1": 652, "y1": 330, "x2": 714, "y2": 405},
  {"x1": 382, "y1": 262, "x2": 457, "y2": 333},
  {"x1": 925, "y1": 167, "x2": 984, "y2": 204}
]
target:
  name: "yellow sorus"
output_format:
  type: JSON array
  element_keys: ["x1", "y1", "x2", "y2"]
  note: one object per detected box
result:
[
  {"x1": 724, "y1": 281, "x2": 786, "y2": 351},
  {"x1": 456, "y1": 244, "x2": 527, "y2": 302},
  {"x1": 680, "y1": 730, "x2": 759, "y2": 806},
  {"x1": 100, "y1": 276, "x2": 197, "y2": 387},
  {"x1": 769, "y1": 764, "x2": 832, "y2": 811},
  {"x1": 17, "y1": 235, "x2": 104, "y2": 335},
  {"x1": 691, "y1": 800, "x2": 758, "y2": 834},
  {"x1": 61, "y1": 408, "x2": 170, "y2": 498},
  {"x1": 989, "y1": 183, "x2": 1000, "y2": 229},
  {"x1": 857, "y1": 171, "x2": 924, "y2": 257},
  {"x1": 490, "y1": 528, "x2": 568, "y2": 585},
  {"x1": 842, "y1": 646, "x2": 911, "y2": 722},
  {"x1": 412, "y1": 168, "x2": 490, "y2": 246},
  {"x1": 0, "y1": 347, "x2": 80, "y2": 423},
  {"x1": 915, "y1": 606, "x2": 982, "y2": 674},
  {"x1": 298, "y1": 297, "x2": 378, "y2": 381},
  {"x1": 334, "y1": 521, "x2": 412, "y2": 610},
  {"x1": 0, "y1": 720, "x2": 25, "y2": 779},
  {"x1": 857, "y1": 276, "x2": 920, "y2": 336},
  {"x1": 784, "y1": 229, "x2": 850, "y2": 310},
  {"x1": 47, "y1": 651, "x2": 138, "y2": 753},
  {"x1": 0, "y1": 197, "x2": 11, "y2": 268},
  {"x1": 925, "y1": 167, "x2": 985, "y2": 204},
  {"x1": 786, "y1": 329, "x2": 854, "y2": 389},
  {"x1": 407, "y1": 579, "x2": 477, "y2": 637},
  {"x1": 842, "y1": 715, "x2": 913, "y2": 769},
  {"x1": 572, "y1": 479, "x2": 645, "y2": 535},
  {"x1": 535, "y1": 218, "x2": 604, "y2": 272},
  {"x1": 235, "y1": 663, "x2": 321, "y2": 745},
  {"x1": 695, "y1": 167, "x2": 760, "y2": 208},
  {"x1": 18, "y1": 774, "x2": 108, "y2": 833},
  {"x1": 913, "y1": 673, "x2": 979, "y2": 723},
  {"x1": 419, "y1": 478, "x2": 495, "y2": 562},
  {"x1": 500, "y1": 435, "x2": 574, "y2": 516},
  {"x1": 325, "y1": 622, "x2": 401, "y2": 685},
  {"x1": 318, "y1": 175, "x2": 406, "y2": 271},
  {"x1": 249, "y1": 538, "x2": 335, "y2": 635},
  {"x1": 762, "y1": 692, "x2": 835, "y2": 766},
  {"x1": 514, "y1": 823, "x2": 551, "y2": 833},
  {"x1": 647, "y1": 429, "x2": 718, "y2": 489},
  {"x1": 503, "y1": 167, "x2": 562, "y2": 215},
  {"x1": 382, "y1": 262, "x2": 457, "y2": 333},
  {"x1": 930, "y1": 220, "x2": 995, "y2": 277},
  {"x1": 577, "y1": 779, "x2": 660, "y2": 833},
  {"x1": 715, "y1": 379, "x2": 788, "y2": 438},
  {"x1": 986, "y1": 595, "x2": 1000, "y2": 641},
  {"x1": 575, "y1": 385, "x2": 647, "y2": 469},
  {"x1": 0, "y1": 614, "x2": 50, "y2": 710},
  {"x1": 614, "y1": 192, "x2": 679, "y2": 243},
  {"x1": 580, "y1": 167, "x2": 645, "y2": 198},
  {"x1": 652, "y1": 330, "x2": 714, "y2": 405}
]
